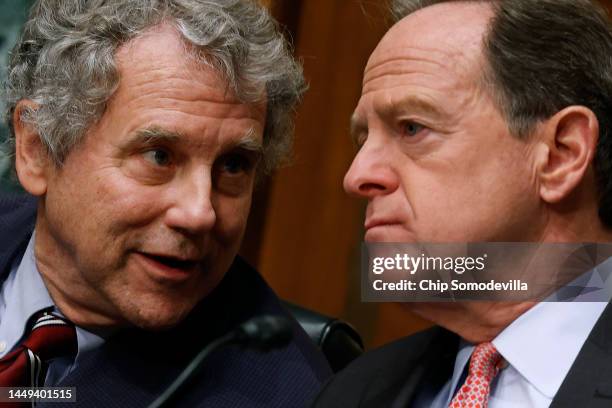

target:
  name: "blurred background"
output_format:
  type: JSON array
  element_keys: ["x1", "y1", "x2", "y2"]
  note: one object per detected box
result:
[
  {"x1": 6, "y1": 0, "x2": 611, "y2": 350},
  {"x1": 0, "y1": 0, "x2": 35, "y2": 192},
  {"x1": 241, "y1": 0, "x2": 433, "y2": 349}
]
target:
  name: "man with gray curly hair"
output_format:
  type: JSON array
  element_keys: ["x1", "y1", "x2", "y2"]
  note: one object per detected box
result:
[
  {"x1": 0, "y1": 0, "x2": 331, "y2": 406},
  {"x1": 315, "y1": 0, "x2": 612, "y2": 407}
]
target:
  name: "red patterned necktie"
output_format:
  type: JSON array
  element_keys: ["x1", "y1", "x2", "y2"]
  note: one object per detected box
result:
[
  {"x1": 0, "y1": 311, "x2": 76, "y2": 388},
  {"x1": 450, "y1": 342, "x2": 503, "y2": 408}
]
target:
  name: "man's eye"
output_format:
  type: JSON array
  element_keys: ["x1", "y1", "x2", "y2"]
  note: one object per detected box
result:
[
  {"x1": 403, "y1": 121, "x2": 425, "y2": 137},
  {"x1": 143, "y1": 149, "x2": 172, "y2": 166},
  {"x1": 220, "y1": 153, "x2": 253, "y2": 175},
  {"x1": 356, "y1": 133, "x2": 368, "y2": 148}
]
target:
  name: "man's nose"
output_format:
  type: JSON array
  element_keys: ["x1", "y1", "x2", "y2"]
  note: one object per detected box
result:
[
  {"x1": 164, "y1": 171, "x2": 216, "y2": 234},
  {"x1": 343, "y1": 142, "x2": 399, "y2": 198}
]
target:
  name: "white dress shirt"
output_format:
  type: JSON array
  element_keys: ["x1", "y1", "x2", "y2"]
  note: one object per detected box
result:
[{"x1": 422, "y1": 258, "x2": 612, "y2": 407}]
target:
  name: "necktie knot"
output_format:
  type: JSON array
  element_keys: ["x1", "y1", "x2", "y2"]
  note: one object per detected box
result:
[
  {"x1": 468, "y1": 342, "x2": 503, "y2": 383},
  {"x1": 23, "y1": 312, "x2": 77, "y2": 361},
  {"x1": 450, "y1": 342, "x2": 504, "y2": 408},
  {"x1": 0, "y1": 310, "x2": 77, "y2": 388}
]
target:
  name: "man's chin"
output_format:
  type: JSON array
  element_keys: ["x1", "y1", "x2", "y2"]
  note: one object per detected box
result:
[
  {"x1": 120, "y1": 299, "x2": 198, "y2": 331},
  {"x1": 364, "y1": 226, "x2": 417, "y2": 243}
]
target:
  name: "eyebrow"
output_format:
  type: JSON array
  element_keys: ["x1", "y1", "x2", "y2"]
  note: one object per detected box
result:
[
  {"x1": 386, "y1": 95, "x2": 445, "y2": 119},
  {"x1": 349, "y1": 95, "x2": 446, "y2": 145},
  {"x1": 122, "y1": 127, "x2": 183, "y2": 149},
  {"x1": 235, "y1": 127, "x2": 264, "y2": 155},
  {"x1": 123, "y1": 126, "x2": 264, "y2": 154}
]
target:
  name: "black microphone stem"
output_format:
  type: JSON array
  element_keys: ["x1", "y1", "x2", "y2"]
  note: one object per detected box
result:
[
  {"x1": 148, "y1": 332, "x2": 238, "y2": 408},
  {"x1": 148, "y1": 315, "x2": 293, "y2": 408}
]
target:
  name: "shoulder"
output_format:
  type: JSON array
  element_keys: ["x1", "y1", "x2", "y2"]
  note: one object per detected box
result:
[
  {"x1": 225, "y1": 258, "x2": 333, "y2": 401},
  {"x1": 227, "y1": 257, "x2": 333, "y2": 382},
  {"x1": 0, "y1": 192, "x2": 37, "y2": 227},
  {"x1": 0, "y1": 192, "x2": 37, "y2": 275},
  {"x1": 185, "y1": 257, "x2": 333, "y2": 405},
  {"x1": 325, "y1": 326, "x2": 441, "y2": 386},
  {"x1": 312, "y1": 326, "x2": 449, "y2": 407}
]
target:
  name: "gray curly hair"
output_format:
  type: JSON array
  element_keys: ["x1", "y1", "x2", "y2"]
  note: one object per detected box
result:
[{"x1": 3, "y1": 0, "x2": 305, "y2": 173}]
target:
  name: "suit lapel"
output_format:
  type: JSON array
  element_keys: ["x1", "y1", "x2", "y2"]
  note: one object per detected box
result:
[
  {"x1": 0, "y1": 193, "x2": 37, "y2": 281},
  {"x1": 551, "y1": 302, "x2": 612, "y2": 408},
  {"x1": 359, "y1": 328, "x2": 458, "y2": 408}
]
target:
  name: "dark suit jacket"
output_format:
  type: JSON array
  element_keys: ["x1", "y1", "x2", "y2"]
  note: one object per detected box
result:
[
  {"x1": 313, "y1": 304, "x2": 612, "y2": 408},
  {"x1": 0, "y1": 193, "x2": 332, "y2": 407}
]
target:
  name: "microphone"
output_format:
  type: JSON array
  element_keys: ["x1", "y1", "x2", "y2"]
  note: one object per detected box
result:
[
  {"x1": 234, "y1": 314, "x2": 294, "y2": 351},
  {"x1": 148, "y1": 315, "x2": 294, "y2": 408}
]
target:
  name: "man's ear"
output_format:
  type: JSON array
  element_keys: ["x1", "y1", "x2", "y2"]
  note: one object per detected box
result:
[
  {"x1": 13, "y1": 100, "x2": 50, "y2": 196},
  {"x1": 536, "y1": 106, "x2": 599, "y2": 203}
]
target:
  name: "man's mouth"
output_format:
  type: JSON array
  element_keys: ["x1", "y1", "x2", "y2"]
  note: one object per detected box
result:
[
  {"x1": 363, "y1": 218, "x2": 416, "y2": 242},
  {"x1": 364, "y1": 218, "x2": 403, "y2": 230},
  {"x1": 145, "y1": 254, "x2": 198, "y2": 270},
  {"x1": 134, "y1": 251, "x2": 201, "y2": 282}
]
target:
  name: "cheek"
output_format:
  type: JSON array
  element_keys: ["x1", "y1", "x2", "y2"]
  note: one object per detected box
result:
[
  {"x1": 397, "y1": 160, "x2": 468, "y2": 215},
  {"x1": 399, "y1": 144, "x2": 537, "y2": 240},
  {"x1": 45, "y1": 169, "x2": 97, "y2": 237},
  {"x1": 49, "y1": 169, "x2": 156, "y2": 250},
  {"x1": 96, "y1": 170, "x2": 165, "y2": 219},
  {"x1": 212, "y1": 193, "x2": 253, "y2": 243}
]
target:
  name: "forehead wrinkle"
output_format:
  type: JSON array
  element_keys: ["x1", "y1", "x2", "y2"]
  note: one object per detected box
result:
[
  {"x1": 361, "y1": 71, "x2": 451, "y2": 98},
  {"x1": 364, "y1": 46, "x2": 479, "y2": 90},
  {"x1": 366, "y1": 43, "x2": 458, "y2": 68},
  {"x1": 361, "y1": 51, "x2": 488, "y2": 125},
  {"x1": 127, "y1": 93, "x2": 257, "y2": 120},
  {"x1": 125, "y1": 74, "x2": 247, "y2": 107},
  {"x1": 364, "y1": 58, "x2": 444, "y2": 88},
  {"x1": 366, "y1": 46, "x2": 450, "y2": 74}
]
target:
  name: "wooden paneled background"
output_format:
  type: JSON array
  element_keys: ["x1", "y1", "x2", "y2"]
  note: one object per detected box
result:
[
  {"x1": 241, "y1": 0, "x2": 431, "y2": 350},
  {"x1": 242, "y1": 0, "x2": 612, "y2": 350}
]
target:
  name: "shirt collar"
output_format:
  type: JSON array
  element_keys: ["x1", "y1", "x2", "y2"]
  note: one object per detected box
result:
[
  {"x1": 0, "y1": 230, "x2": 106, "y2": 366},
  {"x1": 0, "y1": 230, "x2": 55, "y2": 356},
  {"x1": 493, "y1": 301, "x2": 607, "y2": 398},
  {"x1": 444, "y1": 257, "x2": 612, "y2": 404},
  {"x1": 493, "y1": 257, "x2": 612, "y2": 397}
]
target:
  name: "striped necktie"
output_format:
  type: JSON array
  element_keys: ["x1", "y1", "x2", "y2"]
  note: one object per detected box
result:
[{"x1": 0, "y1": 311, "x2": 76, "y2": 387}]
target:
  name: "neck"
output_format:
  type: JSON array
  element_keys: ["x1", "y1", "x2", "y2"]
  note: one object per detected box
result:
[
  {"x1": 33, "y1": 212, "x2": 128, "y2": 331},
  {"x1": 409, "y1": 219, "x2": 612, "y2": 344},
  {"x1": 408, "y1": 301, "x2": 535, "y2": 343}
]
